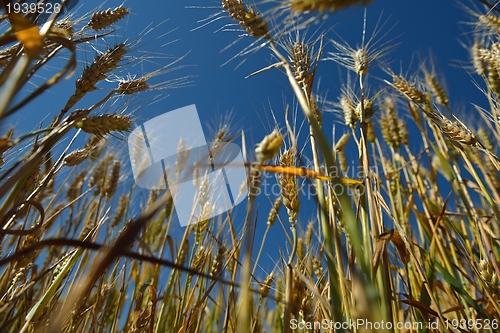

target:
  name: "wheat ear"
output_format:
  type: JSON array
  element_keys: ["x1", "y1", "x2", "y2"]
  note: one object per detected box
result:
[{"x1": 63, "y1": 44, "x2": 127, "y2": 112}]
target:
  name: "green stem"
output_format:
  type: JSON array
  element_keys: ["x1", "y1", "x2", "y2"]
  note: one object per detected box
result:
[{"x1": 269, "y1": 40, "x2": 369, "y2": 329}]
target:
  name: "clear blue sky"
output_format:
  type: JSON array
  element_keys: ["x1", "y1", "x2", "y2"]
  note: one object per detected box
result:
[
  {"x1": 4, "y1": 0, "x2": 489, "y2": 273},
  {"x1": 13, "y1": 0, "x2": 484, "y2": 130}
]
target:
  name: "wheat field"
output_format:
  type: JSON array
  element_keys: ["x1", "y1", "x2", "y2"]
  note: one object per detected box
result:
[{"x1": 0, "y1": 0, "x2": 499, "y2": 332}]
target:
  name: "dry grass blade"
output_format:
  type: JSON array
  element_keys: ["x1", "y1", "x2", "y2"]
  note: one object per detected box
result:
[
  {"x1": 222, "y1": 0, "x2": 271, "y2": 39},
  {"x1": 2, "y1": 35, "x2": 77, "y2": 119}
]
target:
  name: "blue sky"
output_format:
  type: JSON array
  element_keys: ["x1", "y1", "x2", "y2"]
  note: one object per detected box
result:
[
  {"x1": 10, "y1": 0, "x2": 486, "y2": 144},
  {"x1": 3, "y1": 0, "x2": 491, "y2": 273}
]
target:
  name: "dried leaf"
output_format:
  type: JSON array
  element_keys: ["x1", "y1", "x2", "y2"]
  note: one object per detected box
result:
[{"x1": 9, "y1": 13, "x2": 44, "y2": 58}]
